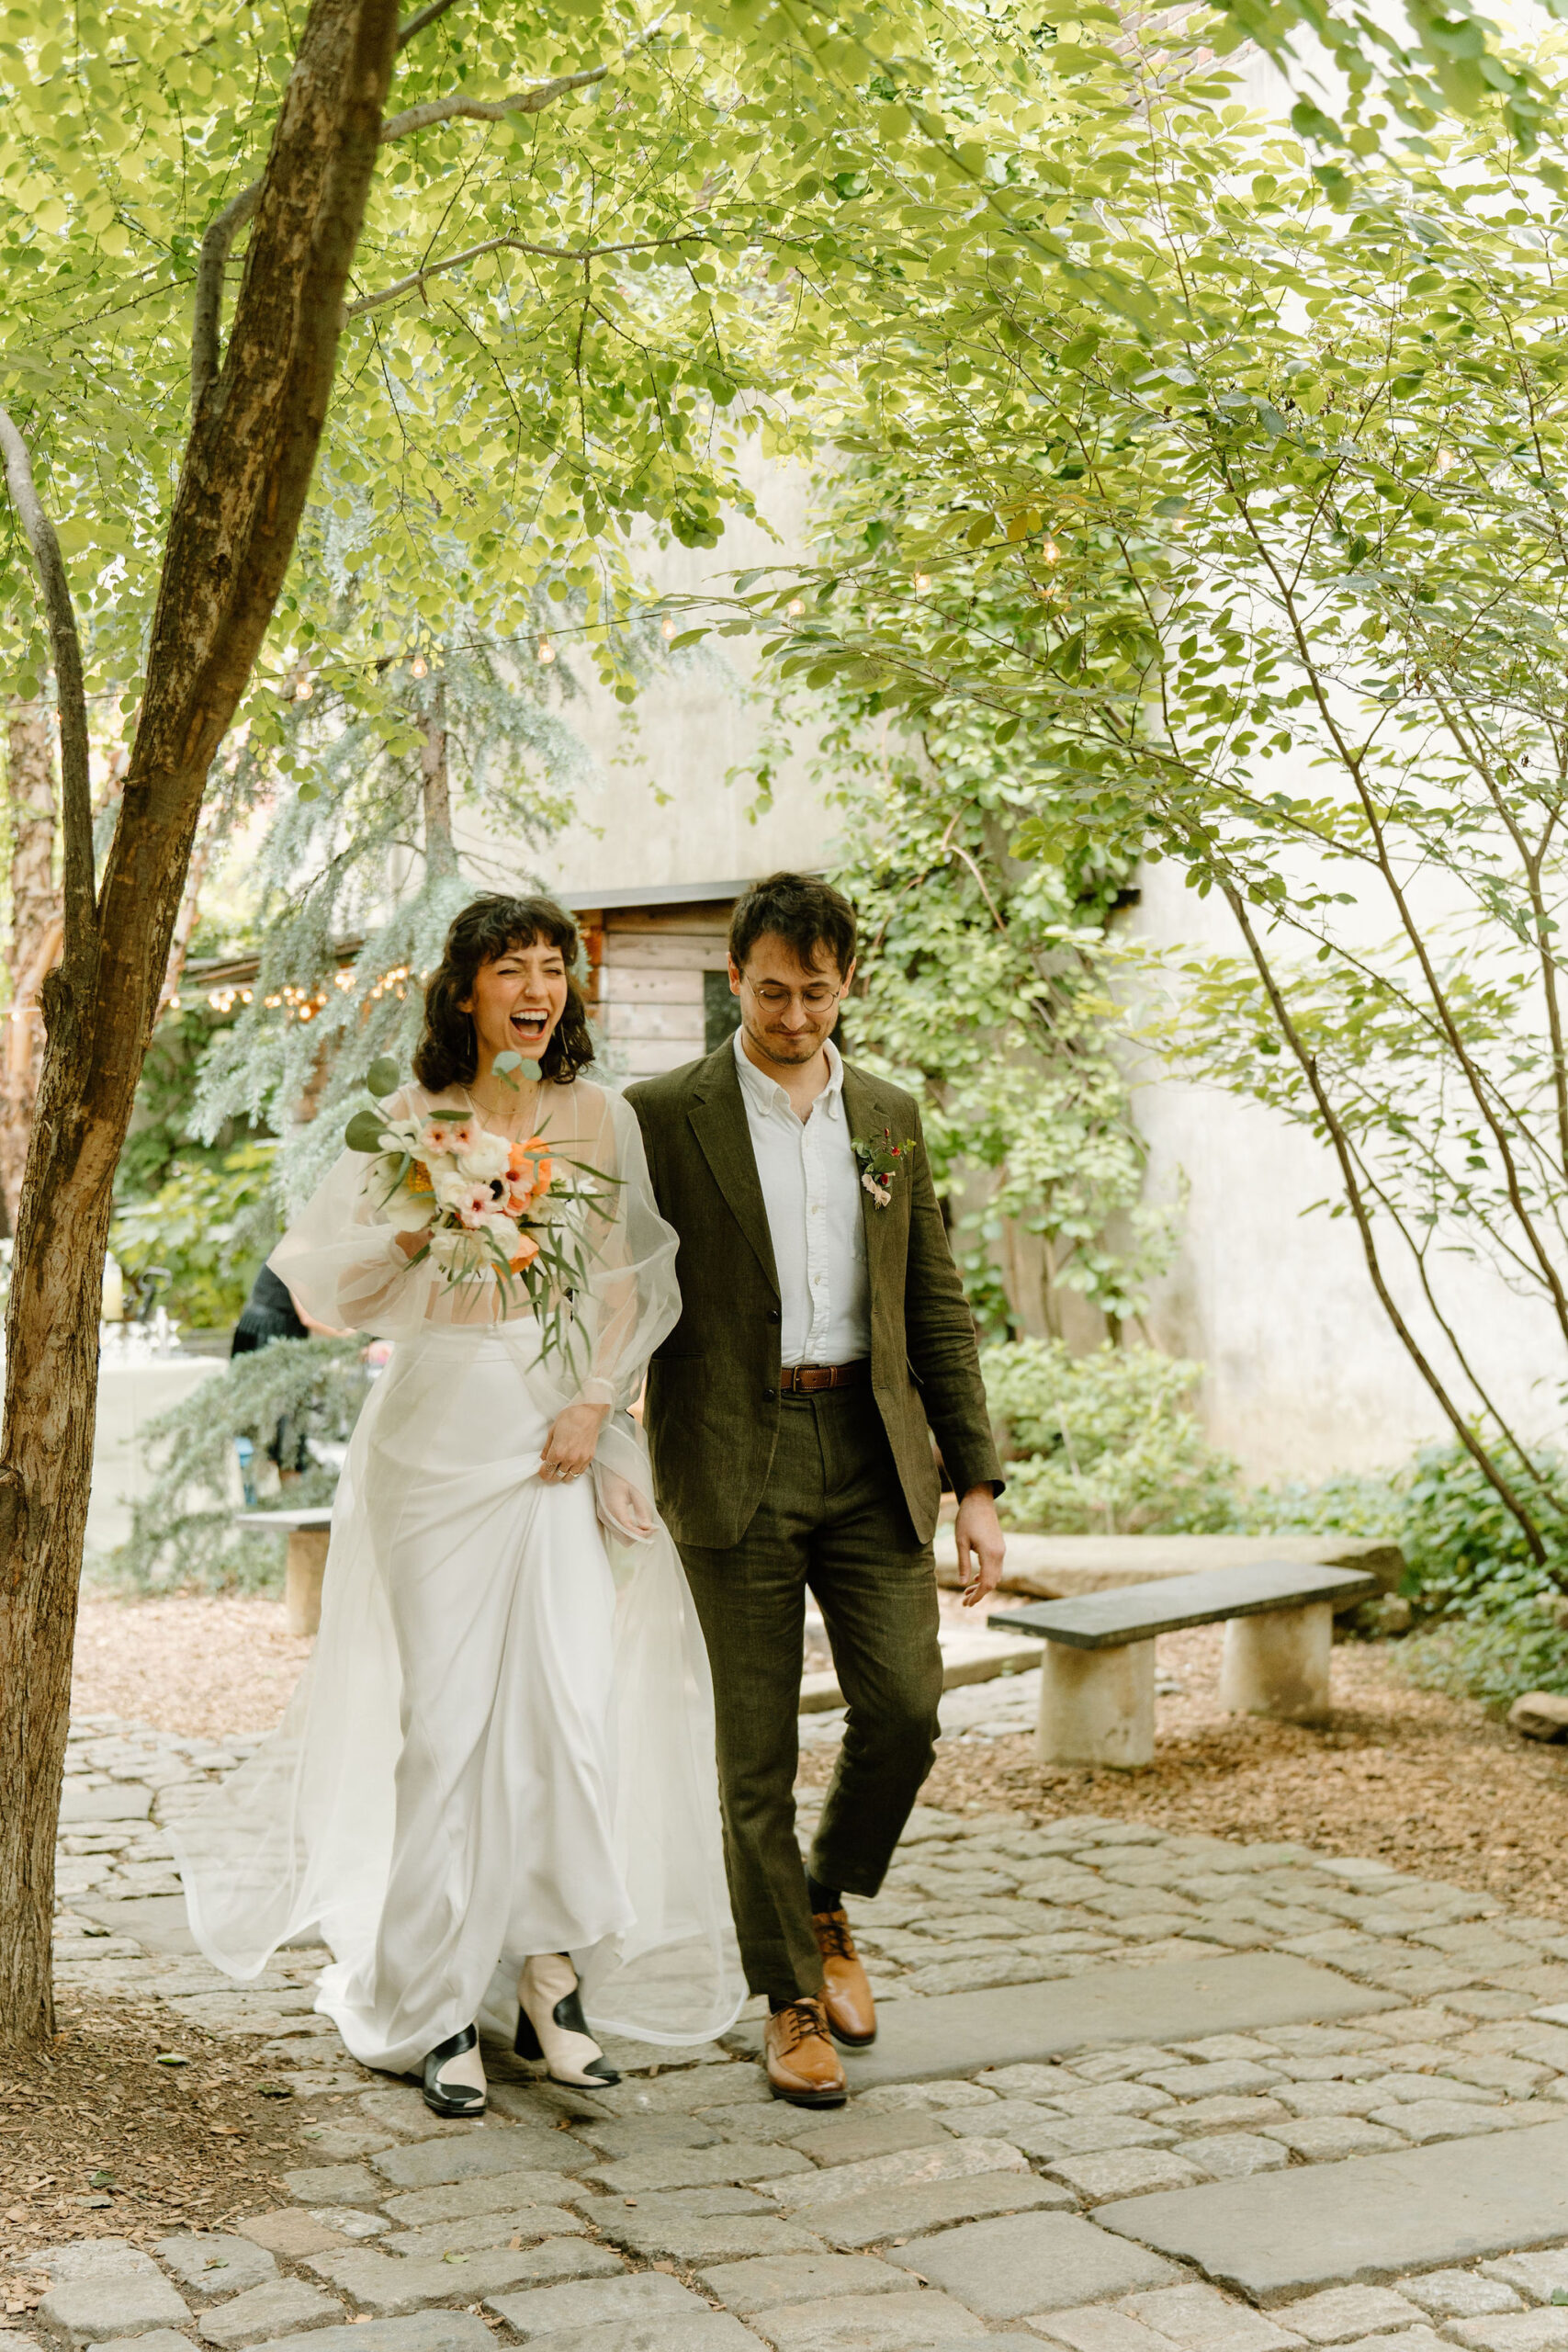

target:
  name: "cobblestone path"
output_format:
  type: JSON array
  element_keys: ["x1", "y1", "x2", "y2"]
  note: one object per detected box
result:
[{"x1": 8, "y1": 1704, "x2": 1568, "y2": 2350}]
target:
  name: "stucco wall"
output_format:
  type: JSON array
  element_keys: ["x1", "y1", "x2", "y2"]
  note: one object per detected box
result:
[
  {"x1": 1126, "y1": 863, "x2": 1564, "y2": 1479},
  {"x1": 457, "y1": 447, "x2": 837, "y2": 902}
]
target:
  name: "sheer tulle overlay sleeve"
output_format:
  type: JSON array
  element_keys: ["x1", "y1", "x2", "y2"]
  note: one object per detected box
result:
[
  {"x1": 546, "y1": 1085, "x2": 680, "y2": 1414},
  {"x1": 269, "y1": 1080, "x2": 681, "y2": 1376},
  {"x1": 268, "y1": 1098, "x2": 439, "y2": 1340}
]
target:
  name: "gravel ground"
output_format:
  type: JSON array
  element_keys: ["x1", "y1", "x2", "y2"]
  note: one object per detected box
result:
[{"x1": 72, "y1": 1596, "x2": 312, "y2": 1737}]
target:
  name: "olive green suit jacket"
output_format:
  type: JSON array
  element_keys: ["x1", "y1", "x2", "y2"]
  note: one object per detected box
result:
[{"x1": 626, "y1": 1042, "x2": 1002, "y2": 1552}]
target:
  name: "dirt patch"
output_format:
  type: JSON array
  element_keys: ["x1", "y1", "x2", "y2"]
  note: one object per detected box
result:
[
  {"x1": 72, "y1": 1596, "x2": 311, "y2": 1738},
  {"x1": 849, "y1": 1624, "x2": 1568, "y2": 1912},
  {"x1": 0, "y1": 1995, "x2": 306, "y2": 2302}
]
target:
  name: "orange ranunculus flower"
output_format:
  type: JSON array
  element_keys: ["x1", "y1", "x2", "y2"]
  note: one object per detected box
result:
[
  {"x1": 509, "y1": 1232, "x2": 541, "y2": 1273},
  {"x1": 508, "y1": 1137, "x2": 553, "y2": 1199}
]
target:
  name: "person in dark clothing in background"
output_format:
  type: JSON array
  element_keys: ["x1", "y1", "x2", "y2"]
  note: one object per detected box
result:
[{"x1": 231, "y1": 1263, "x2": 312, "y2": 1499}]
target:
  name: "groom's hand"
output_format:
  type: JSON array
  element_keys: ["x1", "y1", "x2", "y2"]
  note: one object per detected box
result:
[{"x1": 954, "y1": 1487, "x2": 1006, "y2": 1609}]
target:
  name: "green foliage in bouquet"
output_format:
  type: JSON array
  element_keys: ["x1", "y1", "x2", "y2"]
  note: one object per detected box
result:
[
  {"x1": 984, "y1": 1338, "x2": 1239, "y2": 1535},
  {"x1": 105, "y1": 1339, "x2": 370, "y2": 1594},
  {"x1": 109, "y1": 1144, "x2": 281, "y2": 1329}
]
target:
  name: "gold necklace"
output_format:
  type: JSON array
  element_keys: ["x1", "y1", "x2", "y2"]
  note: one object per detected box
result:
[{"x1": 468, "y1": 1073, "x2": 543, "y2": 1134}]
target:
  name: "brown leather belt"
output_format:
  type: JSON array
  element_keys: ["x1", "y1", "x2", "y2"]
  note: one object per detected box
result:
[{"x1": 779, "y1": 1361, "x2": 871, "y2": 1395}]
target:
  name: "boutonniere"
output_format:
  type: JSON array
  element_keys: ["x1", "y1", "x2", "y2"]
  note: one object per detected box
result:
[{"x1": 852, "y1": 1125, "x2": 917, "y2": 1208}]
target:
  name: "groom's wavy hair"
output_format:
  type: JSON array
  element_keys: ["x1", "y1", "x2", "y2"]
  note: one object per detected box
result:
[
  {"x1": 728, "y1": 871, "x2": 857, "y2": 978},
  {"x1": 414, "y1": 894, "x2": 595, "y2": 1091}
]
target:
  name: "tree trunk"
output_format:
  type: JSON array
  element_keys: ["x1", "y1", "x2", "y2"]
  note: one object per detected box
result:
[
  {"x1": 0, "y1": 0, "x2": 400, "y2": 2049},
  {"x1": 420, "y1": 679, "x2": 455, "y2": 873},
  {"x1": 0, "y1": 704, "x2": 62, "y2": 1230}
]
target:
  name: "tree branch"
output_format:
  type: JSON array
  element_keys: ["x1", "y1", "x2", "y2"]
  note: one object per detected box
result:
[
  {"x1": 193, "y1": 64, "x2": 609, "y2": 402},
  {"x1": 396, "y1": 0, "x2": 459, "y2": 47},
  {"x1": 344, "y1": 229, "x2": 706, "y2": 319},
  {"x1": 379, "y1": 65, "x2": 607, "y2": 141},
  {"x1": 1224, "y1": 880, "x2": 1556, "y2": 1573},
  {"x1": 0, "y1": 410, "x2": 96, "y2": 973},
  {"x1": 191, "y1": 181, "x2": 262, "y2": 406}
]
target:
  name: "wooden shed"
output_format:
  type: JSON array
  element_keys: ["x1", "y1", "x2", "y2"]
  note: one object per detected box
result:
[{"x1": 560, "y1": 879, "x2": 753, "y2": 1082}]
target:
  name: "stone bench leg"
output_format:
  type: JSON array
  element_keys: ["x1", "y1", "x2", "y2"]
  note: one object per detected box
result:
[
  {"x1": 1037, "y1": 1639, "x2": 1155, "y2": 1770},
  {"x1": 285, "y1": 1529, "x2": 330, "y2": 1639},
  {"x1": 1220, "y1": 1600, "x2": 1332, "y2": 1724}
]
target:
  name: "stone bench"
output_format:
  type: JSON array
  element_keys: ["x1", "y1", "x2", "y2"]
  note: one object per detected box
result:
[
  {"x1": 989, "y1": 1559, "x2": 1379, "y2": 1769},
  {"x1": 937, "y1": 1527, "x2": 1404, "y2": 1600},
  {"x1": 235, "y1": 1506, "x2": 333, "y2": 1636}
]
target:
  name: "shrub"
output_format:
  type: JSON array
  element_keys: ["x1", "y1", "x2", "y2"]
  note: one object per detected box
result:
[
  {"x1": 1396, "y1": 1442, "x2": 1568, "y2": 1708},
  {"x1": 110, "y1": 1142, "x2": 281, "y2": 1329},
  {"x1": 1229, "y1": 1467, "x2": 1404, "y2": 1541},
  {"x1": 104, "y1": 1336, "x2": 371, "y2": 1594},
  {"x1": 982, "y1": 1338, "x2": 1239, "y2": 1534}
]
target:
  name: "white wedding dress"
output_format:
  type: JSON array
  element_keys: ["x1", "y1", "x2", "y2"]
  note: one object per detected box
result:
[{"x1": 172, "y1": 1078, "x2": 743, "y2": 2073}]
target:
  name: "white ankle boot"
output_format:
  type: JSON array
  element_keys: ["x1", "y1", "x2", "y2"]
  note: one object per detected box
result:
[{"x1": 514, "y1": 1953, "x2": 620, "y2": 2086}]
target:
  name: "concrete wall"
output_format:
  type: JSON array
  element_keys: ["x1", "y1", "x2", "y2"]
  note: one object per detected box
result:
[
  {"x1": 456, "y1": 447, "x2": 836, "y2": 903},
  {"x1": 1126, "y1": 863, "x2": 1564, "y2": 1480}
]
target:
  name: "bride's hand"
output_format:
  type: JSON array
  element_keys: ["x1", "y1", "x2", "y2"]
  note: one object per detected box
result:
[
  {"x1": 598, "y1": 1470, "x2": 655, "y2": 1541},
  {"x1": 539, "y1": 1399, "x2": 608, "y2": 1486}
]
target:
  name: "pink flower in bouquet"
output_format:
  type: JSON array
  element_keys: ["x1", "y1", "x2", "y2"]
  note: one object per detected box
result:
[
  {"x1": 421, "y1": 1117, "x2": 475, "y2": 1157},
  {"x1": 453, "y1": 1181, "x2": 500, "y2": 1231}
]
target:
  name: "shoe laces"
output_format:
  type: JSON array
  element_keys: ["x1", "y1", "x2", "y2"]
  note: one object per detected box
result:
[
  {"x1": 771, "y1": 1996, "x2": 827, "y2": 2054},
  {"x1": 813, "y1": 1908, "x2": 856, "y2": 1962}
]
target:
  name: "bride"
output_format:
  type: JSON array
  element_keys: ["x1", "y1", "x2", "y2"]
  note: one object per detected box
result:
[{"x1": 173, "y1": 893, "x2": 742, "y2": 2115}]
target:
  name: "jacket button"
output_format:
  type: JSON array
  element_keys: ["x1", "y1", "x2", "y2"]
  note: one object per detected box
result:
[{"x1": 766, "y1": 1309, "x2": 780, "y2": 1324}]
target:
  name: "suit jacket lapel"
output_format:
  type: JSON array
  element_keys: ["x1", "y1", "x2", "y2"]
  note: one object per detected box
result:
[
  {"x1": 689, "y1": 1045, "x2": 780, "y2": 1297},
  {"x1": 840, "y1": 1061, "x2": 904, "y2": 1302}
]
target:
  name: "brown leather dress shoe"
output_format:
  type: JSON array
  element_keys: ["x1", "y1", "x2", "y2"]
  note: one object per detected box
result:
[
  {"x1": 763, "y1": 1996, "x2": 848, "y2": 2106},
  {"x1": 813, "y1": 1906, "x2": 876, "y2": 2046}
]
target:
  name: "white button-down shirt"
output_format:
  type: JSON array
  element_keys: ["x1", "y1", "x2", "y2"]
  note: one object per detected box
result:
[{"x1": 732, "y1": 1026, "x2": 871, "y2": 1366}]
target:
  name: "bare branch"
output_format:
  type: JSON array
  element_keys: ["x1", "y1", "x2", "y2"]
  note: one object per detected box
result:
[
  {"x1": 195, "y1": 62, "x2": 607, "y2": 398},
  {"x1": 0, "y1": 409, "x2": 96, "y2": 971},
  {"x1": 380, "y1": 65, "x2": 606, "y2": 141},
  {"x1": 344, "y1": 229, "x2": 706, "y2": 319},
  {"x1": 396, "y1": 0, "x2": 459, "y2": 47},
  {"x1": 191, "y1": 180, "x2": 262, "y2": 405}
]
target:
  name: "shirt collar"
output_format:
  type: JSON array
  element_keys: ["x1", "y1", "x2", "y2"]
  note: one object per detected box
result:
[{"x1": 732, "y1": 1024, "x2": 845, "y2": 1117}]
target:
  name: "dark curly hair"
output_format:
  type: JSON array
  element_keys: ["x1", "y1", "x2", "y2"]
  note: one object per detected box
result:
[
  {"x1": 729, "y1": 871, "x2": 856, "y2": 978},
  {"x1": 413, "y1": 894, "x2": 595, "y2": 1092}
]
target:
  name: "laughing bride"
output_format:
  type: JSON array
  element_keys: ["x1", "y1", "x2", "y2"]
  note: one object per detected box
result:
[{"x1": 173, "y1": 892, "x2": 742, "y2": 2115}]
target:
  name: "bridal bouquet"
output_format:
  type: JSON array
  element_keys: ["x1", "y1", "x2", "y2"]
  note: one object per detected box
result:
[{"x1": 344, "y1": 1053, "x2": 609, "y2": 1325}]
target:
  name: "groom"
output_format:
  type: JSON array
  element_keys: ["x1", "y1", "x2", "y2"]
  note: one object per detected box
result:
[{"x1": 626, "y1": 872, "x2": 1005, "y2": 2104}]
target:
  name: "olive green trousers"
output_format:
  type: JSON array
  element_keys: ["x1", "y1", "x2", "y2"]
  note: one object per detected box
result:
[{"x1": 678, "y1": 1385, "x2": 944, "y2": 2000}]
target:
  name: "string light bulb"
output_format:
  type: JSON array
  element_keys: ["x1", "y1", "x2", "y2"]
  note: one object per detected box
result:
[
  {"x1": 1042, "y1": 539, "x2": 1060, "y2": 566},
  {"x1": 660, "y1": 616, "x2": 678, "y2": 640},
  {"x1": 410, "y1": 655, "x2": 428, "y2": 678},
  {"x1": 913, "y1": 572, "x2": 932, "y2": 594},
  {"x1": 536, "y1": 638, "x2": 556, "y2": 664},
  {"x1": 787, "y1": 597, "x2": 806, "y2": 618},
  {"x1": 295, "y1": 676, "x2": 313, "y2": 700}
]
